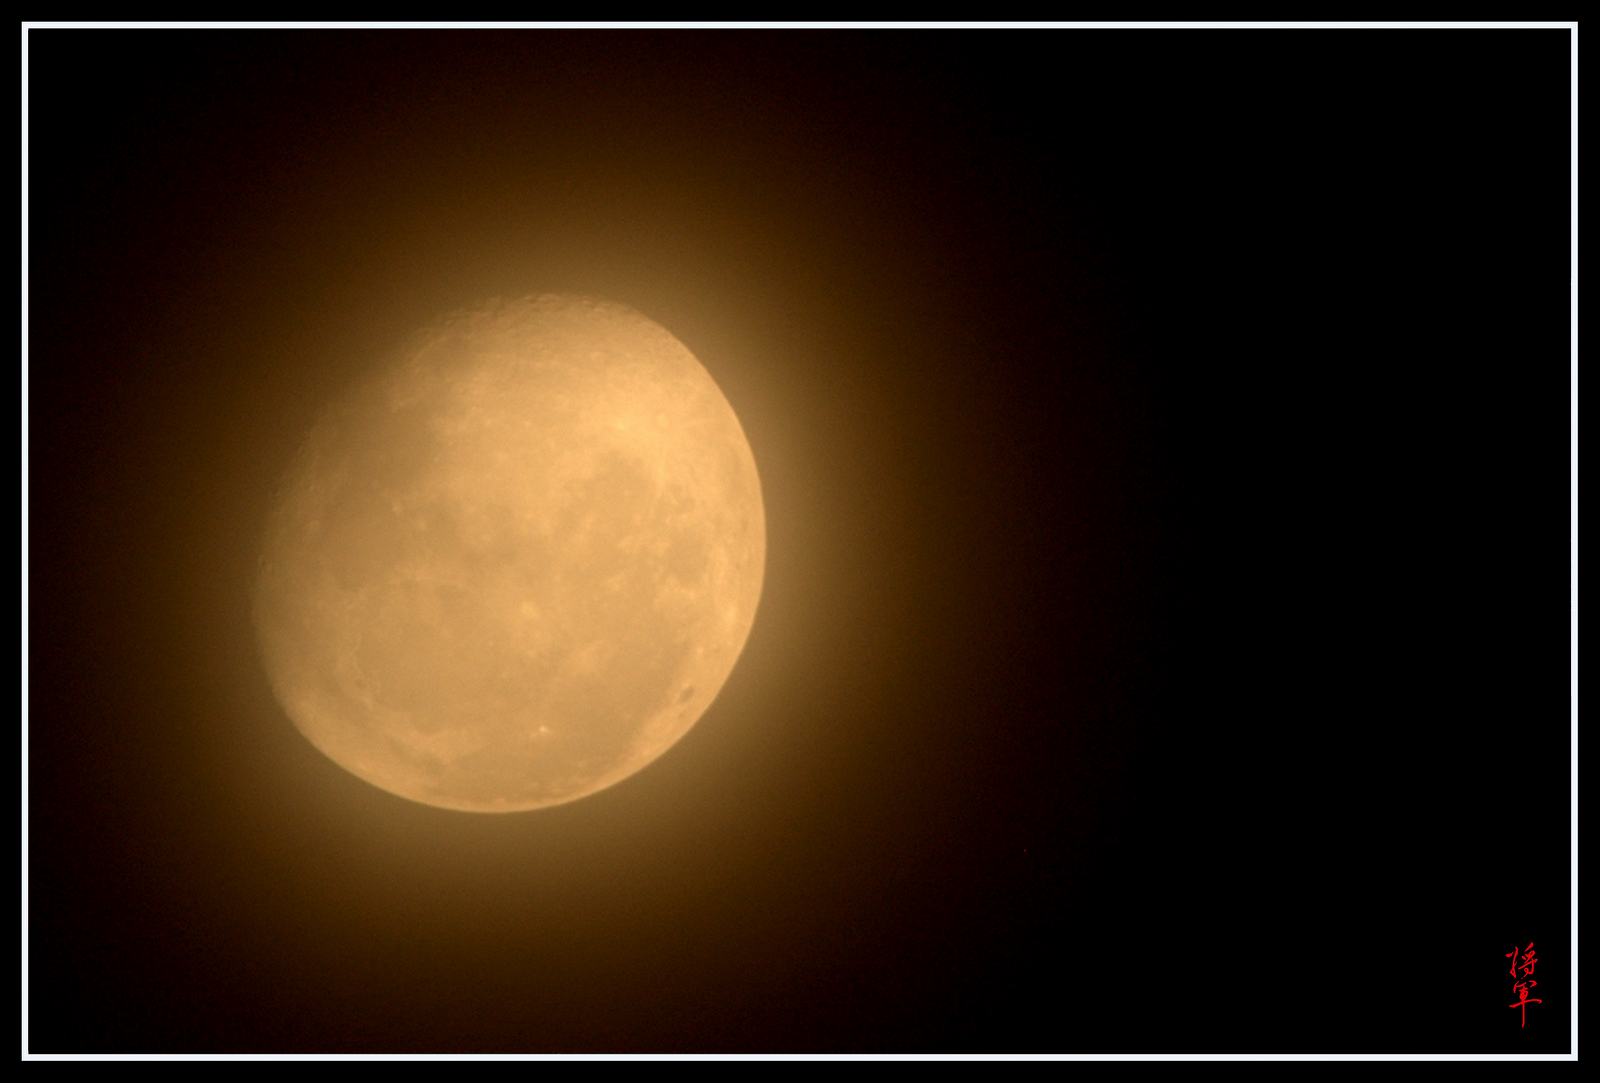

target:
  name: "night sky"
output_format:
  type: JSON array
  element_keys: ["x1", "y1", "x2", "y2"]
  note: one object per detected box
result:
[{"x1": 28, "y1": 30, "x2": 1572, "y2": 1054}]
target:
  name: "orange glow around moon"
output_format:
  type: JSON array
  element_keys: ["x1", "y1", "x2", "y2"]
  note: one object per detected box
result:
[{"x1": 252, "y1": 295, "x2": 766, "y2": 812}]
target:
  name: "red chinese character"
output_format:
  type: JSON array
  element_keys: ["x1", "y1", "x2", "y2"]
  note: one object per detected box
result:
[
  {"x1": 1506, "y1": 942, "x2": 1535, "y2": 978},
  {"x1": 1509, "y1": 980, "x2": 1541, "y2": 1027}
]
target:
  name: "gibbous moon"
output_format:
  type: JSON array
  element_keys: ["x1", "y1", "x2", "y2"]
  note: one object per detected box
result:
[{"x1": 253, "y1": 295, "x2": 765, "y2": 811}]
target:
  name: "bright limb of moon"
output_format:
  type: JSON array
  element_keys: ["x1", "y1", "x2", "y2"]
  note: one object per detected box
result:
[{"x1": 252, "y1": 295, "x2": 765, "y2": 811}]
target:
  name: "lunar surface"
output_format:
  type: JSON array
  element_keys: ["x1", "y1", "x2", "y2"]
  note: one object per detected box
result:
[{"x1": 253, "y1": 296, "x2": 765, "y2": 811}]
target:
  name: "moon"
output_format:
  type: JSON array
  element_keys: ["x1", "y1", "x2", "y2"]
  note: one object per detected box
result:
[{"x1": 252, "y1": 295, "x2": 765, "y2": 812}]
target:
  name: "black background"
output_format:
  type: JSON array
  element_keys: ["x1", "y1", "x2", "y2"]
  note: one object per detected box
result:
[{"x1": 28, "y1": 30, "x2": 1572, "y2": 1053}]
